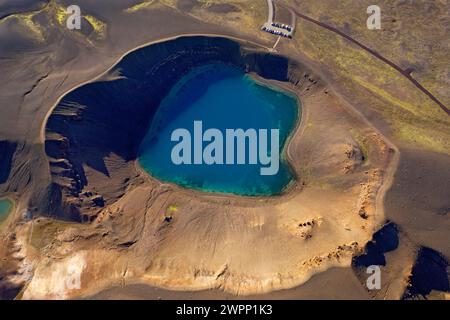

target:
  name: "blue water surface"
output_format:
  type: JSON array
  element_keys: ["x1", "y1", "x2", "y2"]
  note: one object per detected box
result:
[
  {"x1": 138, "y1": 63, "x2": 299, "y2": 196},
  {"x1": 0, "y1": 198, "x2": 13, "y2": 224}
]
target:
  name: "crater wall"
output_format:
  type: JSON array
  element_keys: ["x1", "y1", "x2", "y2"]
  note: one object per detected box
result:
[{"x1": 44, "y1": 36, "x2": 320, "y2": 221}]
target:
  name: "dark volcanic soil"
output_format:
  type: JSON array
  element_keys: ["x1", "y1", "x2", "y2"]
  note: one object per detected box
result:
[{"x1": 384, "y1": 149, "x2": 450, "y2": 259}]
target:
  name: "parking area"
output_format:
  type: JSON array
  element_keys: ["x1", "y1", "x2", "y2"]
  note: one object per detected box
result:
[{"x1": 261, "y1": 0, "x2": 295, "y2": 38}]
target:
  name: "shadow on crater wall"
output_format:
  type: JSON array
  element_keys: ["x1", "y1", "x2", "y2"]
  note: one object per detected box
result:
[
  {"x1": 0, "y1": 141, "x2": 17, "y2": 185},
  {"x1": 44, "y1": 36, "x2": 317, "y2": 220}
]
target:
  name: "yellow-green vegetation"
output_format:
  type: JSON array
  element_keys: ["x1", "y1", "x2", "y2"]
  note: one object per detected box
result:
[
  {"x1": 167, "y1": 204, "x2": 179, "y2": 213},
  {"x1": 125, "y1": 0, "x2": 156, "y2": 13},
  {"x1": 0, "y1": 1, "x2": 107, "y2": 43},
  {"x1": 397, "y1": 123, "x2": 449, "y2": 155},
  {"x1": 4, "y1": 12, "x2": 46, "y2": 42},
  {"x1": 159, "y1": 0, "x2": 177, "y2": 9},
  {"x1": 0, "y1": 1, "x2": 49, "y2": 42},
  {"x1": 290, "y1": 4, "x2": 450, "y2": 155},
  {"x1": 54, "y1": 2, "x2": 67, "y2": 26},
  {"x1": 21, "y1": 13, "x2": 45, "y2": 41},
  {"x1": 30, "y1": 219, "x2": 77, "y2": 250},
  {"x1": 84, "y1": 15, "x2": 107, "y2": 40},
  {"x1": 50, "y1": 1, "x2": 107, "y2": 40},
  {"x1": 352, "y1": 76, "x2": 423, "y2": 117},
  {"x1": 294, "y1": 0, "x2": 450, "y2": 107}
]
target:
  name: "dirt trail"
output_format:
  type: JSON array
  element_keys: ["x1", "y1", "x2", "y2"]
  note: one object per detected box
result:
[{"x1": 278, "y1": 1, "x2": 450, "y2": 116}]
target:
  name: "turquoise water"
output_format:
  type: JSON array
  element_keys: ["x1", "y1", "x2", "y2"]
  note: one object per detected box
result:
[
  {"x1": 0, "y1": 198, "x2": 13, "y2": 224},
  {"x1": 138, "y1": 63, "x2": 299, "y2": 196}
]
